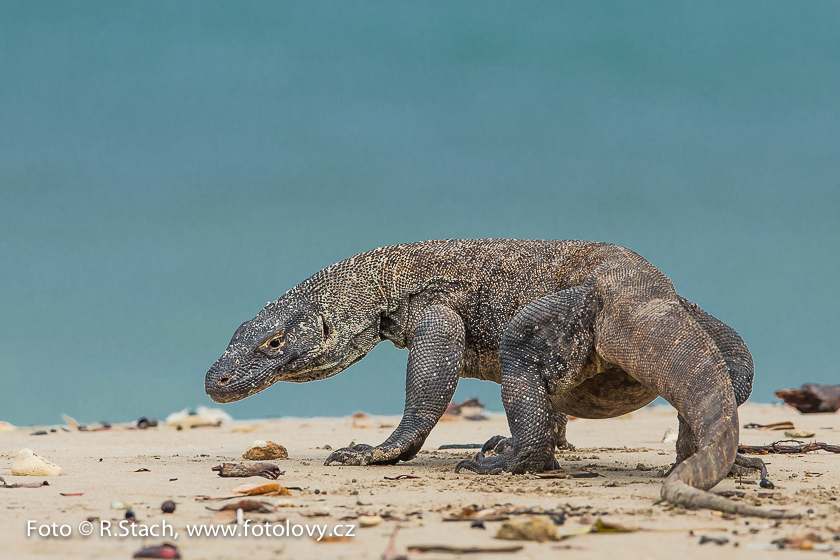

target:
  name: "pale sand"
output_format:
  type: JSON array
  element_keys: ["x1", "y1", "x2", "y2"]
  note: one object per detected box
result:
[{"x1": 2, "y1": 403, "x2": 839, "y2": 559}]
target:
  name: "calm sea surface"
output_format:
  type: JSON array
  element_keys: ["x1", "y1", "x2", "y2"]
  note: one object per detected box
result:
[{"x1": 1, "y1": 2, "x2": 838, "y2": 425}]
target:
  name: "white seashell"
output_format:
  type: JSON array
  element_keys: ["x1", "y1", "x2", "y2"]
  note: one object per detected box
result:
[{"x1": 11, "y1": 448, "x2": 62, "y2": 476}]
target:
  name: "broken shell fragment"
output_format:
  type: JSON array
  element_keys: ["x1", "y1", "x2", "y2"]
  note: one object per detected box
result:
[
  {"x1": 785, "y1": 430, "x2": 816, "y2": 438},
  {"x1": 242, "y1": 440, "x2": 288, "y2": 460},
  {"x1": 212, "y1": 462, "x2": 284, "y2": 479},
  {"x1": 358, "y1": 515, "x2": 383, "y2": 528},
  {"x1": 11, "y1": 449, "x2": 62, "y2": 476}
]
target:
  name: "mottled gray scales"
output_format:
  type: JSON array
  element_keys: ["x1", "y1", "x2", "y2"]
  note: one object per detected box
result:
[{"x1": 205, "y1": 239, "x2": 792, "y2": 518}]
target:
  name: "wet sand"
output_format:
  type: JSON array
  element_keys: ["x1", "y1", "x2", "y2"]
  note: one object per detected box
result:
[{"x1": 2, "y1": 403, "x2": 839, "y2": 559}]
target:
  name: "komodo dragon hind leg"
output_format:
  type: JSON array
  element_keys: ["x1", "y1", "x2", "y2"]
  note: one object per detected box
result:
[
  {"x1": 593, "y1": 279, "x2": 797, "y2": 518},
  {"x1": 456, "y1": 287, "x2": 597, "y2": 474}
]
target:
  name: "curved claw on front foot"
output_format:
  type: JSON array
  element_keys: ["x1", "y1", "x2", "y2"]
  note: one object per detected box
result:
[
  {"x1": 324, "y1": 444, "x2": 377, "y2": 466},
  {"x1": 324, "y1": 443, "x2": 415, "y2": 466}
]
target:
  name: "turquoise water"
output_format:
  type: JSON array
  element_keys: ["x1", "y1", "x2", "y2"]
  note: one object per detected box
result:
[{"x1": 1, "y1": 2, "x2": 838, "y2": 425}]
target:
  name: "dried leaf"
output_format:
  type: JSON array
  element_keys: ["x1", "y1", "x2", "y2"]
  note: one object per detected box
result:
[
  {"x1": 0, "y1": 476, "x2": 50, "y2": 489},
  {"x1": 317, "y1": 535, "x2": 351, "y2": 543},
  {"x1": 60, "y1": 492, "x2": 84, "y2": 496},
  {"x1": 591, "y1": 519, "x2": 639, "y2": 533},
  {"x1": 744, "y1": 421, "x2": 795, "y2": 431},
  {"x1": 384, "y1": 474, "x2": 420, "y2": 480},
  {"x1": 231, "y1": 482, "x2": 289, "y2": 496}
]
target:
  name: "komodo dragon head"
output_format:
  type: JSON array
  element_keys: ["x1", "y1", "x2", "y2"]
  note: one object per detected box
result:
[{"x1": 205, "y1": 296, "x2": 336, "y2": 403}]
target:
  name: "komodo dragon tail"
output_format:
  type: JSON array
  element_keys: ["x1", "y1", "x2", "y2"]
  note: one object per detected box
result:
[{"x1": 661, "y1": 427, "x2": 800, "y2": 519}]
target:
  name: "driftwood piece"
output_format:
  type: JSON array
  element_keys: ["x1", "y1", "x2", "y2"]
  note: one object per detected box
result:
[
  {"x1": 738, "y1": 440, "x2": 840, "y2": 455},
  {"x1": 211, "y1": 462, "x2": 284, "y2": 479},
  {"x1": 775, "y1": 384, "x2": 840, "y2": 413}
]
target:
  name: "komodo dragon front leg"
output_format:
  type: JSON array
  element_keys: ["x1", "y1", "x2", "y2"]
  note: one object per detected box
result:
[
  {"x1": 325, "y1": 305, "x2": 464, "y2": 466},
  {"x1": 457, "y1": 277, "x2": 797, "y2": 519}
]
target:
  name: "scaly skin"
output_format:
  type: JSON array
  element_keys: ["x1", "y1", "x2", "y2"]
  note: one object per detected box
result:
[{"x1": 205, "y1": 239, "x2": 794, "y2": 518}]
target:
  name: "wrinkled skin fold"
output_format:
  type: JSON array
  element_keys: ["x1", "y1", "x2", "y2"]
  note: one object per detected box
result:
[{"x1": 204, "y1": 239, "x2": 796, "y2": 518}]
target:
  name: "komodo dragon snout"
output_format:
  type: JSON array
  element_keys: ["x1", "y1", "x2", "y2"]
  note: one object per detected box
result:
[{"x1": 206, "y1": 298, "x2": 333, "y2": 402}]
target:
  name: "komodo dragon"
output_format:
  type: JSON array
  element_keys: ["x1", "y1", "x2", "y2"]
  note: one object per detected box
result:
[{"x1": 205, "y1": 239, "x2": 795, "y2": 518}]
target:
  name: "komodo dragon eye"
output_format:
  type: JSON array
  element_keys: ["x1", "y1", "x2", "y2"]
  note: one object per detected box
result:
[{"x1": 259, "y1": 332, "x2": 286, "y2": 354}]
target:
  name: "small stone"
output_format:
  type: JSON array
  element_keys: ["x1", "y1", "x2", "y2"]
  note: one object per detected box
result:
[
  {"x1": 11, "y1": 448, "x2": 62, "y2": 476},
  {"x1": 243, "y1": 440, "x2": 288, "y2": 460},
  {"x1": 161, "y1": 500, "x2": 176, "y2": 514},
  {"x1": 496, "y1": 516, "x2": 558, "y2": 542}
]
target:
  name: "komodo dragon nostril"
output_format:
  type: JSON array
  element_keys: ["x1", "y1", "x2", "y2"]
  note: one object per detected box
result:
[{"x1": 218, "y1": 376, "x2": 231, "y2": 386}]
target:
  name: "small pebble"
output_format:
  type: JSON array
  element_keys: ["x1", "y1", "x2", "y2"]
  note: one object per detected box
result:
[
  {"x1": 125, "y1": 509, "x2": 136, "y2": 521},
  {"x1": 161, "y1": 500, "x2": 176, "y2": 514},
  {"x1": 471, "y1": 520, "x2": 486, "y2": 529}
]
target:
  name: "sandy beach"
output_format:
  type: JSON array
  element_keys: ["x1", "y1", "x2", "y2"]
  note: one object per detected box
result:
[{"x1": 2, "y1": 403, "x2": 839, "y2": 559}]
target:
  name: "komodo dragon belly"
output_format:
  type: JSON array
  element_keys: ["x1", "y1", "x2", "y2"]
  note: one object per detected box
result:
[{"x1": 549, "y1": 352, "x2": 658, "y2": 419}]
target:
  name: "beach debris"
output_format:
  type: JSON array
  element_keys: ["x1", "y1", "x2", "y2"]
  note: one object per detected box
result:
[
  {"x1": 409, "y1": 544, "x2": 524, "y2": 554},
  {"x1": 133, "y1": 543, "x2": 181, "y2": 559},
  {"x1": 744, "y1": 421, "x2": 795, "y2": 431},
  {"x1": 215, "y1": 499, "x2": 275, "y2": 513},
  {"x1": 438, "y1": 443, "x2": 483, "y2": 450},
  {"x1": 662, "y1": 429, "x2": 678, "y2": 444},
  {"x1": 384, "y1": 474, "x2": 421, "y2": 480},
  {"x1": 591, "y1": 519, "x2": 639, "y2": 533},
  {"x1": 231, "y1": 482, "x2": 290, "y2": 496},
  {"x1": 496, "y1": 516, "x2": 559, "y2": 542},
  {"x1": 212, "y1": 462, "x2": 284, "y2": 479},
  {"x1": 31, "y1": 430, "x2": 49, "y2": 436},
  {"x1": 242, "y1": 440, "x2": 288, "y2": 460},
  {"x1": 0, "y1": 476, "x2": 49, "y2": 488},
  {"x1": 0, "y1": 421, "x2": 15, "y2": 431},
  {"x1": 358, "y1": 515, "x2": 383, "y2": 528},
  {"x1": 771, "y1": 532, "x2": 830, "y2": 551},
  {"x1": 381, "y1": 526, "x2": 408, "y2": 560},
  {"x1": 125, "y1": 509, "x2": 136, "y2": 522},
  {"x1": 111, "y1": 501, "x2": 132, "y2": 510},
  {"x1": 317, "y1": 535, "x2": 352, "y2": 543},
  {"x1": 699, "y1": 535, "x2": 729, "y2": 545},
  {"x1": 784, "y1": 429, "x2": 816, "y2": 438},
  {"x1": 738, "y1": 440, "x2": 840, "y2": 454},
  {"x1": 776, "y1": 384, "x2": 840, "y2": 413},
  {"x1": 161, "y1": 500, "x2": 176, "y2": 514},
  {"x1": 350, "y1": 411, "x2": 372, "y2": 428},
  {"x1": 62, "y1": 413, "x2": 80, "y2": 430},
  {"x1": 133, "y1": 468, "x2": 151, "y2": 472},
  {"x1": 11, "y1": 448, "x2": 62, "y2": 476},
  {"x1": 165, "y1": 406, "x2": 232, "y2": 428},
  {"x1": 445, "y1": 398, "x2": 488, "y2": 421},
  {"x1": 137, "y1": 417, "x2": 158, "y2": 429},
  {"x1": 471, "y1": 520, "x2": 486, "y2": 529},
  {"x1": 60, "y1": 492, "x2": 83, "y2": 496}
]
